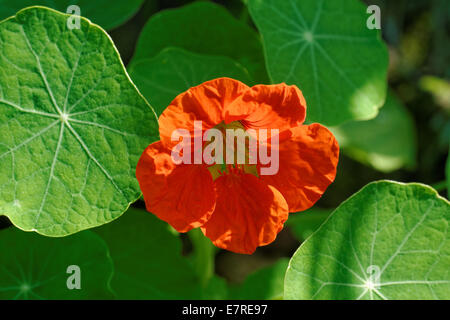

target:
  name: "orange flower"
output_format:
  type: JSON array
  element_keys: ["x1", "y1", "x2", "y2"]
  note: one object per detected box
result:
[{"x1": 136, "y1": 78, "x2": 339, "y2": 254}]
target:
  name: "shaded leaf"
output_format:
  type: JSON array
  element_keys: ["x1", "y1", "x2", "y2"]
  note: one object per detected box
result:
[
  {"x1": 129, "y1": 48, "x2": 253, "y2": 116},
  {"x1": 95, "y1": 208, "x2": 203, "y2": 299},
  {"x1": 201, "y1": 275, "x2": 228, "y2": 300},
  {"x1": 131, "y1": 1, "x2": 268, "y2": 83},
  {"x1": 229, "y1": 259, "x2": 289, "y2": 300},
  {"x1": 286, "y1": 208, "x2": 332, "y2": 242},
  {"x1": 0, "y1": 227, "x2": 113, "y2": 299},
  {"x1": 332, "y1": 92, "x2": 417, "y2": 172}
]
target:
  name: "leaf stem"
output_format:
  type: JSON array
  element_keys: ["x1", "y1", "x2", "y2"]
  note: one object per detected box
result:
[
  {"x1": 188, "y1": 228, "x2": 216, "y2": 288},
  {"x1": 431, "y1": 181, "x2": 448, "y2": 192}
]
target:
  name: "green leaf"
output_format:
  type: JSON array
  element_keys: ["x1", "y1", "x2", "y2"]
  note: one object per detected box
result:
[
  {"x1": 331, "y1": 92, "x2": 417, "y2": 172},
  {"x1": 229, "y1": 259, "x2": 289, "y2": 300},
  {"x1": 201, "y1": 275, "x2": 228, "y2": 300},
  {"x1": 247, "y1": 0, "x2": 389, "y2": 126},
  {"x1": 0, "y1": 7, "x2": 158, "y2": 236},
  {"x1": 0, "y1": 1, "x2": 144, "y2": 30},
  {"x1": 95, "y1": 208, "x2": 203, "y2": 299},
  {"x1": 129, "y1": 47, "x2": 253, "y2": 116},
  {"x1": 0, "y1": 227, "x2": 113, "y2": 299},
  {"x1": 131, "y1": 1, "x2": 268, "y2": 83},
  {"x1": 285, "y1": 181, "x2": 450, "y2": 300},
  {"x1": 286, "y1": 208, "x2": 332, "y2": 242}
]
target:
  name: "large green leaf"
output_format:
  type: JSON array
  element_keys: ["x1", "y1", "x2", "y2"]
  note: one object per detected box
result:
[
  {"x1": 247, "y1": 0, "x2": 389, "y2": 126},
  {"x1": 285, "y1": 181, "x2": 450, "y2": 300},
  {"x1": 228, "y1": 258, "x2": 289, "y2": 300},
  {"x1": 129, "y1": 48, "x2": 253, "y2": 116},
  {"x1": 0, "y1": 1, "x2": 144, "y2": 30},
  {"x1": 0, "y1": 227, "x2": 113, "y2": 299},
  {"x1": 332, "y1": 92, "x2": 417, "y2": 172},
  {"x1": 95, "y1": 208, "x2": 203, "y2": 299},
  {"x1": 131, "y1": 1, "x2": 268, "y2": 83},
  {"x1": 0, "y1": 7, "x2": 158, "y2": 236}
]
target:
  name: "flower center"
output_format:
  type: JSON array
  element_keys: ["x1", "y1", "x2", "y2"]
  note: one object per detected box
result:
[{"x1": 206, "y1": 121, "x2": 258, "y2": 180}]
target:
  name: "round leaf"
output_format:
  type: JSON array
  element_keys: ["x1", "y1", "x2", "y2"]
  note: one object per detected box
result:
[
  {"x1": 0, "y1": 227, "x2": 113, "y2": 299},
  {"x1": 0, "y1": 7, "x2": 158, "y2": 236},
  {"x1": 94, "y1": 208, "x2": 203, "y2": 299},
  {"x1": 131, "y1": 1, "x2": 268, "y2": 83},
  {"x1": 247, "y1": 0, "x2": 389, "y2": 125},
  {"x1": 129, "y1": 47, "x2": 253, "y2": 116},
  {"x1": 285, "y1": 181, "x2": 450, "y2": 300}
]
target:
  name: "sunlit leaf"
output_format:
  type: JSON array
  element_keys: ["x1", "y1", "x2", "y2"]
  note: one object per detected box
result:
[
  {"x1": 0, "y1": 7, "x2": 158, "y2": 236},
  {"x1": 285, "y1": 181, "x2": 450, "y2": 300},
  {"x1": 332, "y1": 92, "x2": 417, "y2": 172},
  {"x1": 247, "y1": 0, "x2": 388, "y2": 125},
  {"x1": 129, "y1": 48, "x2": 253, "y2": 116}
]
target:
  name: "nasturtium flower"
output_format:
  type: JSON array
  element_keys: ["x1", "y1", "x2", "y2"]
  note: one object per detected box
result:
[{"x1": 136, "y1": 78, "x2": 339, "y2": 254}]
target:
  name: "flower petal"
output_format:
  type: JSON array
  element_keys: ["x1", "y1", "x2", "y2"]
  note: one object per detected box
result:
[
  {"x1": 159, "y1": 77, "x2": 249, "y2": 148},
  {"x1": 259, "y1": 123, "x2": 339, "y2": 212},
  {"x1": 201, "y1": 173, "x2": 288, "y2": 254},
  {"x1": 136, "y1": 141, "x2": 217, "y2": 232},
  {"x1": 225, "y1": 83, "x2": 306, "y2": 131}
]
